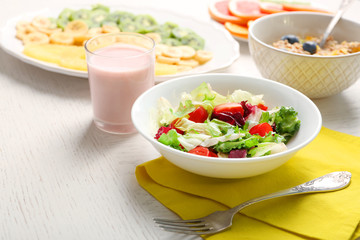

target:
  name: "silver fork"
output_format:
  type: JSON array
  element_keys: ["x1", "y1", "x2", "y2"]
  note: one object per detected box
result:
[{"x1": 154, "y1": 171, "x2": 351, "y2": 235}]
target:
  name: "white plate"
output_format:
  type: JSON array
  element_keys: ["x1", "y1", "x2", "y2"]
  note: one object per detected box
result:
[
  {"x1": 232, "y1": 35, "x2": 248, "y2": 43},
  {"x1": 0, "y1": 4, "x2": 240, "y2": 83}
]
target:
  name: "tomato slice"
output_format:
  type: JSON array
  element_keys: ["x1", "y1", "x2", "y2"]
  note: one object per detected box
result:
[
  {"x1": 228, "y1": 0, "x2": 268, "y2": 21},
  {"x1": 249, "y1": 123, "x2": 273, "y2": 137},
  {"x1": 213, "y1": 102, "x2": 244, "y2": 116},
  {"x1": 188, "y1": 146, "x2": 218, "y2": 157},
  {"x1": 208, "y1": 0, "x2": 248, "y2": 25},
  {"x1": 188, "y1": 105, "x2": 208, "y2": 123},
  {"x1": 259, "y1": 2, "x2": 286, "y2": 14},
  {"x1": 224, "y1": 22, "x2": 249, "y2": 39},
  {"x1": 154, "y1": 126, "x2": 172, "y2": 139},
  {"x1": 282, "y1": 4, "x2": 331, "y2": 13},
  {"x1": 170, "y1": 118, "x2": 185, "y2": 134},
  {"x1": 257, "y1": 103, "x2": 268, "y2": 111}
]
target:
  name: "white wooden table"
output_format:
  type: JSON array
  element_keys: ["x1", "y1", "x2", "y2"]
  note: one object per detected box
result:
[{"x1": 1, "y1": 0, "x2": 359, "y2": 239}]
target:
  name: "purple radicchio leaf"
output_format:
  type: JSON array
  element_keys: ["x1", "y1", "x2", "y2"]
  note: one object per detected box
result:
[
  {"x1": 228, "y1": 149, "x2": 247, "y2": 158},
  {"x1": 240, "y1": 101, "x2": 258, "y2": 119},
  {"x1": 211, "y1": 112, "x2": 245, "y2": 127}
]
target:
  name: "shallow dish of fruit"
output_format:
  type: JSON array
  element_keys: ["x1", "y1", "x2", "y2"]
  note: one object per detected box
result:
[{"x1": 0, "y1": 4, "x2": 239, "y2": 82}]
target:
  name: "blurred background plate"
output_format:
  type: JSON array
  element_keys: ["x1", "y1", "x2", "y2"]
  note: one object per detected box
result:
[{"x1": 0, "y1": 4, "x2": 240, "y2": 83}]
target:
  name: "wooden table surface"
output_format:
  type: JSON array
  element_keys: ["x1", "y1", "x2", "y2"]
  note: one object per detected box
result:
[{"x1": 1, "y1": 0, "x2": 359, "y2": 239}]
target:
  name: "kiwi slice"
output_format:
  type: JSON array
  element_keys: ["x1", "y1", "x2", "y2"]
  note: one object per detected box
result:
[
  {"x1": 101, "y1": 21, "x2": 118, "y2": 27},
  {"x1": 171, "y1": 27, "x2": 194, "y2": 39},
  {"x1": 113, "y1": 11, "x2": 136, "y2": 24},
  {"x1": 48, "y1": 17, "x2": 58, "y2": 29},
  {"x1": 161, "y1": 38, "x2": 182, "y2": 46},
  {"x1": 119, "y1": 18, "x2": 139, "y2": 32},
  {"x1": 134, "y1": 14, "x2": 157, "y2": 33},
  {"x1": 91, "y1": 4, "x2": 110, "y2": 13},
  {"x1": 154, "y1": 22, "x2": 178, "y2": 39},
  {"x1": 58, "y1": 8, "x2": 73, "y2": 20},
  {"x1": 56, "y1": 18, "x2": 69, "y2": 30},
  {"x1": 89, "y1": 10, "x2": 108, "y2": 27},
  {"x1": 70, "y1": 9, "x2": 91, "y2": 21},
  {"x1": 180, "y1": 34, "x2": 205, "y2": 50}
]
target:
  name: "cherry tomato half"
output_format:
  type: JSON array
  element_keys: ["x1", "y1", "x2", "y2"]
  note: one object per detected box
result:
[
  {"x1": 213, "y1": 102, "x2": 244, "y2": 116},
  {"x1": 188, "y1": 146, "x2": 218, "y2": 157},
  {"x1": 170, "y1": 118, "x2": 185, "y2": 135},
  {"x1": 249, "y1": 122, "x2": 273, "y2": 137},
  {"x1": 257, "y1": 103, "x2": 268, "y2": 111},
  {"x1": 188, "y1": 106, "x2": 208, "y2": 123},
  {"x1": 154, "y1": 126, "x2": 172, "y2": 140}
]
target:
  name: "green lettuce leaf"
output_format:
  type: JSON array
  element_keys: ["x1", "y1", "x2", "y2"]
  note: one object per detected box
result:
[
  {"x1": 158, "y1": 129, "x2": 184, "y2": 151},
  {"x1": 260, "y1": 132, "x2": 286, "y2": 143},
  {"x1": 156, "y1": 97, "x2": 176, "y2": 126},
  {"x1": 227, "y1": 89, "x2": 264, "y2": 105},
  {"x1": 248, "y1": 142, "x2": 287, "y2": 157},
  {"x1": 172, "y1": 99, "x2": 195, "y2": 118},
  {"x1": 214, "y1": 136, "x2": 259, "y2": 153},
  {"x1": 274, "y1": 106, "x2": 301, "y2": 143},
  {"x1": 178, "y1": 133, "x2": 211, "y2": 151}
]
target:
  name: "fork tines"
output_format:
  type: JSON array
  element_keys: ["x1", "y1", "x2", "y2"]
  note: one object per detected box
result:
[{"x1": 153, "y1": 218, "x2": 213, "y2": 235}]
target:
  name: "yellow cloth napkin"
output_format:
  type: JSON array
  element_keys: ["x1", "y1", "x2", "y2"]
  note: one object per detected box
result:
[{"x1": 136, "y1": 127, "x2": 360, "y2": 239}]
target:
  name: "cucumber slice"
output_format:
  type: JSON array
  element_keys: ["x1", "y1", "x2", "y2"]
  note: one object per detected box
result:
[
  {"x1": 89, "y1": 10, "x2": 108, "y2": 27},
  {"x1": 91, "y1": 4, "x2": 110, "y2": 13},
  {"x1": 70, "y1": 9, "x2": 91, "y2": 21},
  {"x1": 119, "y1": 18, "x2": 139, "y2": 32},
  {"x1": 181, "y1": 34, "x2": 205, "y2": 50},
  {"x1": 161, "y1": 38, "x2": 182, "y2": 46},
  {"x1": 58, "y1": 8, "x2": 73, "y2": 20}
]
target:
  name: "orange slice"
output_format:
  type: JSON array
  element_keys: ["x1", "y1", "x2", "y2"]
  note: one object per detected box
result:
[
  {"x1": 247, "y1": 20, "x2": 254, "y2": 28},
  {"x1": 224, "y1": 22, "x2": 249, "y2": 39}
]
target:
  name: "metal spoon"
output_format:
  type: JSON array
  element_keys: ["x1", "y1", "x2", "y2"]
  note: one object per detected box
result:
[{"x1": 319, "y1": 0, "x2": 356, "y2": 48}]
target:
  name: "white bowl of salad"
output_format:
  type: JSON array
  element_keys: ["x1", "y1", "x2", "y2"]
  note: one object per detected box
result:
[{"x1": 132, "y1": 73, "x2": 322, "y2": 178}]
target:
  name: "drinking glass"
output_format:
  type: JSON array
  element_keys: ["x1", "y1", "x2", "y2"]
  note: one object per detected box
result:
[{"x1": 85, "y1": 32, "x2": 155, "y2": 134}]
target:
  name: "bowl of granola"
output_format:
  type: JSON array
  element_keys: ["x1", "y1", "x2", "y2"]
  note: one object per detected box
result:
[{"x1": 248, "y1": 12, "x2": 360, "y2": 98}]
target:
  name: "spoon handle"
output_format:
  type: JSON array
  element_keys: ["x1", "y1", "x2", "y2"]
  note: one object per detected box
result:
[{"x1": 319, "y1": 0, "x2": 356, "y2": 48}]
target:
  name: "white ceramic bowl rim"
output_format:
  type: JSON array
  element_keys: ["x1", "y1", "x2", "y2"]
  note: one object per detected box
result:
[
  {"x1": 249, "y1": 12, "x2": 360, "y2": 59},
  {"x1": 133, "y1": 73, "x2": 322, "y2": 164}
]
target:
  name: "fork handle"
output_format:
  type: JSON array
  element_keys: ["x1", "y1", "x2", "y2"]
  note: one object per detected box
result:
[{"x1": 229, "y1": 171, "x2": 351, "y2": 214}]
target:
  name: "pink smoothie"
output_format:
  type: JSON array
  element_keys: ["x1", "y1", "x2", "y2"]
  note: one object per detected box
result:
[{"x1": 87, "y1": 44, "x2": 154, "y2": 134}]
